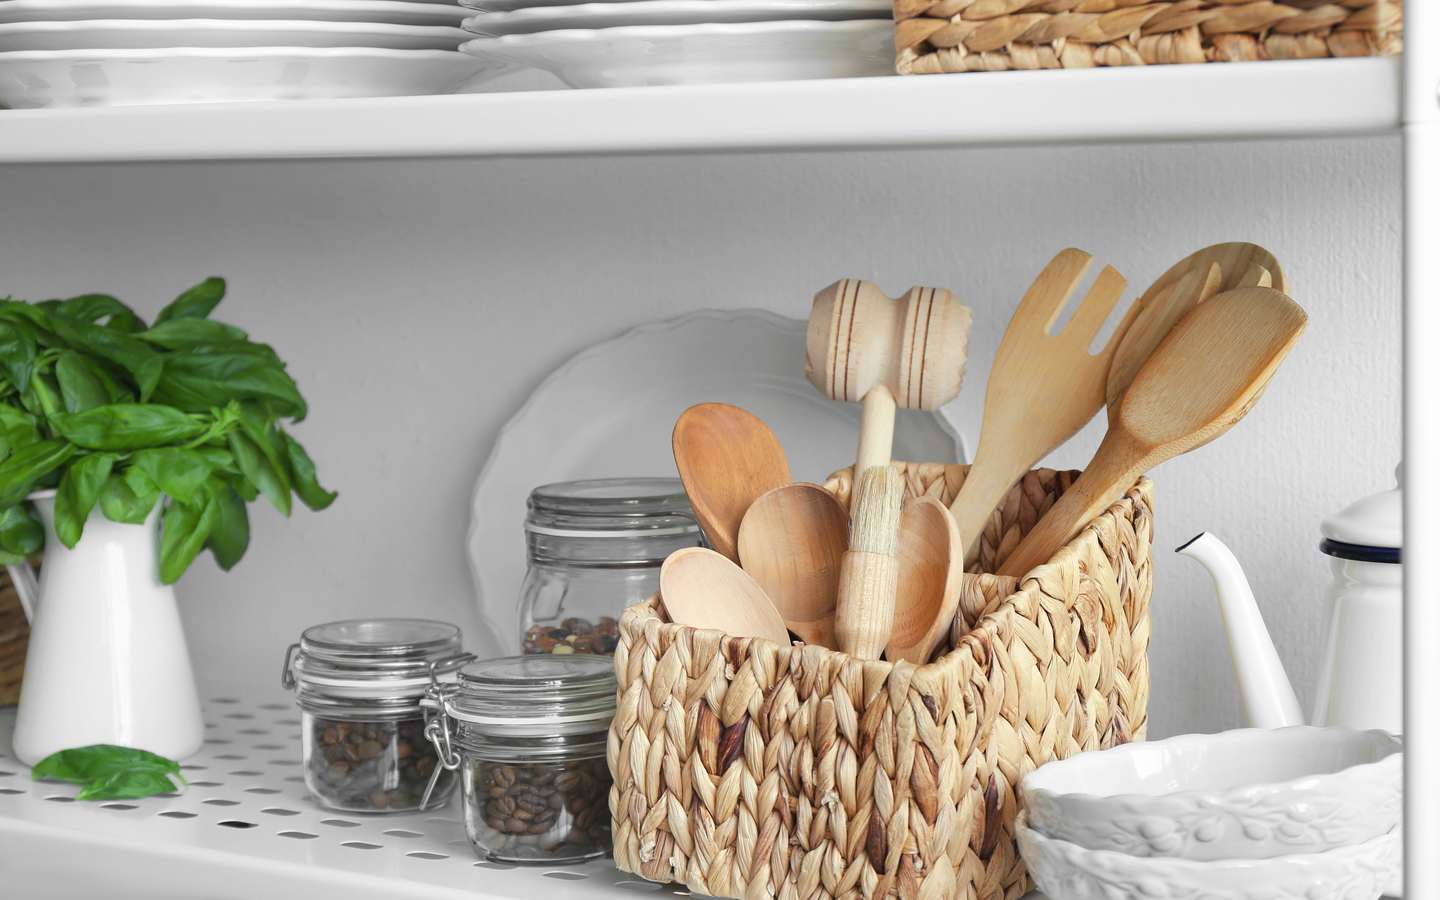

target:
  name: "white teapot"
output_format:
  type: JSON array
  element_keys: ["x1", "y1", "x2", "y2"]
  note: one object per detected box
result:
[{"x1": 1176, "y1": 467, "x2": 1402, "y2": 734}]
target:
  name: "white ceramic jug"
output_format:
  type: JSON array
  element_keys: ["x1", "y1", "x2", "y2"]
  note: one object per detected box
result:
[
  {"x1": 1177, "y1": 467, "x2": 1403, "y2": 735},
  {"x1": 7, "y1": 492, "x2": 204, "y2": 765}
]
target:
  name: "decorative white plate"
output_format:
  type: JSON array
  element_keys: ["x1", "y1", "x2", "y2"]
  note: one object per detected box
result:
[
  {"x1": 461, "y1": 20, "x2": 893, "y2": 88},
  {"x1": 0, "y1": 0, "x2": 468, "y2": 25},
  {"x1": 0, "y1": 19, "x2": 469, "y2": 51},
  {"x1": 466, "y1": 309, "x2": 966, "y2": 655},
  {"x1": 462, "y1": 0, "x2": 889, "y2": 36},
  {"x1": 0, "y1": 46, "x2": 500, "y2": 107}
]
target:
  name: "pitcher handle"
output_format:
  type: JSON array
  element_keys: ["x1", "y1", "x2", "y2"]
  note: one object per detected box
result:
[{"x1": 5, "y1": 562, "x2": 39, "y2": 622}]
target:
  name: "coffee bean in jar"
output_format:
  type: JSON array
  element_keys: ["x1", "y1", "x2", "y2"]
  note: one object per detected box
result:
[
  {"x1": 428, "y1": 654, "x2": 616, "y2": 864},
  {"x1": 519, "y1": 478, "x2": 701, "y2": 656},
  {"x1": 282, "y1": 618, "x2": 470, "y2": 813}
]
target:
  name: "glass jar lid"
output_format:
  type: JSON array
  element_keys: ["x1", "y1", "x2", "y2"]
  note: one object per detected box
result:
[
  {"x1": 527, "y1": 478, "x2": 697, "y2": 536},
  {"x1": 283, "y1": 618, "x2": 466, "y2": 708},
  {"x1": 444, "y1": 654, "x2": 616, "y2": 737}
]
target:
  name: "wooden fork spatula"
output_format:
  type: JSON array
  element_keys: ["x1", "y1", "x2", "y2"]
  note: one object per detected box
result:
[
  {"x1": 998, "y1": 287, "x2": 1307, "y2": 577},
  {"x1": 949, "y1": 248, "x2": 1133, "y2": 568}
]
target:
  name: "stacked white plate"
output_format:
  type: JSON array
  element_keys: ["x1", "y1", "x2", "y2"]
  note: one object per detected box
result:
[
  {"x1": 0, "y1": 0, "x2": 507, "y2": 108},
  {"x1": 457, "y1": 0, "x2": 895, "y2": 89}
]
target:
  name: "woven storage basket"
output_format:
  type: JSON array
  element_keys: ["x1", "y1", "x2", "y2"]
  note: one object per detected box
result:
[
  {"x1": 609, "y1": 462, "x2": 1152, "y2": 900},
  {"x1": 895, "y1": 1, "x2": 1402, "y2": 76},
  {"x1": 0, "y1": 566, "x2": 30, "y2": 706}
]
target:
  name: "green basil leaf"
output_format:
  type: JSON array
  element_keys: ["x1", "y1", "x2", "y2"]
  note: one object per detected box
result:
[
  {"x1": 227, "y1": 474, "x2": 260, "y2": 503},
  {"x1": 53, "y1": 453, "x2": 116, "y2": 548},
  {"x1": 76, "y1": 769, "x2": 180, "y2": 801},
  {"x1": 53, "y1": 294, "x2": 146, "y2": 334},
  {"x1": 55, "y1": 351, "x2": 113, "y2": 413},
  {"x1": 0, "y1": 440, "x2": 73, "y2": 506},
  {"x1": 237, "y1": 404, "x2": 291, "y2": 494},
  {"x1": 155, "y1": 277, "x2": 225, "y2": 325},
  {"x1": 206, "y1": 480, "x2": 249, "y2": 571},
  {"x1": 32, "y1": 744, "x2": 183, "y2": 801},
  {"x1": 193, "y1": 446, "x2": 238, "y2": 476},
  {"x1": 49, "y1": 404, "x2": 204, "y2": 451},
  {"x1": 129, "y1": 447, "x2": 211, "y2": 505},
  {"x1": 23, "y1": 371, "x2": 63, "y2": 420},
  {"x1": 280, "y1": 431, "x2": 336, "y2": 511},
  {"x1": 138, "y1": 318, "x2": 247, "y2": 350},
  {"x1": 99, "y1": 472, "x2": 160, "y2": 525},
  {"x1": 159, "y1": 496, "x2": 217, "y2": 584},
  {"x1": 0, "y1": 504, "x2": 43, "y2": 557},
  {"x1": 0, "y1": 321, "x2": 37, "y2": 395},
  {"x1": 0, "y1": 404, "x2": 40, "y2": 451},
  {"x1": 152, "y1": 352, "x2": 306, "y2": 421},
  {"x1": 227, "y1": 431, "x2": 291, "y2": 516},
  {"x1": 45, "y1": 315, "x2": 163, "y2": 401}
]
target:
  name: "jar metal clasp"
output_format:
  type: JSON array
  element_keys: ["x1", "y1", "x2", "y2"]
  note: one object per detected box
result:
[
  {"x1": 279, "y1": 642, "x2": 301, "y2": 690},
  {"x1": 418, "y1": 660, "x2": 469, "y2": 811}
]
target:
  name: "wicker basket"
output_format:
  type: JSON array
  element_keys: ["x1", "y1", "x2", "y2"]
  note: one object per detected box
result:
[
  {"x1": 1, "y1": 566, "x2": 30, "y2": 706},
  {"x1": 608, "y1": 463, "x2": 1152, "y2": 900},
  {"x1": 895, "y1": 1, "x2": 1402, "y2": 76}
]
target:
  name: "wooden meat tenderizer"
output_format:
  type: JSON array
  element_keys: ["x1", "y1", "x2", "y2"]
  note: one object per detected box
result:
[
  {"x1": 805, "y1": 279, "x2": 972, "y2": 486},
  {"x1": 806, "y1": 279, "x2": 970, "y2": 659}
]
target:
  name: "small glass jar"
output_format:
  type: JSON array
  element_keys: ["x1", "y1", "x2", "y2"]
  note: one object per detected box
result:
[
  {"x1": 427, "y1": 654, "x2": 616, "y2": 864},
  {"x1": 281, "y1": 618, "x2": 471, "y2": 813},
  {"x1": 520, "y1": 477, "x2": 701, "y2": 656}
]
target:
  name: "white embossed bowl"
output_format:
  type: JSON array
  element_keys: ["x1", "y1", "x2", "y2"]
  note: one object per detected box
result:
[
  {"x1": 1019, "y1": 727, "x2": 1401, "y2": 860},
  {"x1": 1017, "y1": 813, "x2": 1400, "y2": 900}
]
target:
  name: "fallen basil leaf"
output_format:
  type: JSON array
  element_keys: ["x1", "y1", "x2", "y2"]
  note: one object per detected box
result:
[
  {"x1": 54, "y1": 453, "x2": 116, "y2": 548},
  {"x1": 155, "y1": 277, "x2": 225, "y2": 325},
  {"x1": 50, "y1": 404, "x2": 205, "y2": 451},
  {"x1": 32, "y1": 744, "x2": 184, "y2": 801},
  {"x1": 281, "y1": 430, "x2": 336, "y2": 511}
]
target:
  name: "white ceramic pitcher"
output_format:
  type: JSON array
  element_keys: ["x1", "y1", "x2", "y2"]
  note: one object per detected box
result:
[{"x1": 7, "y1": 492, "x2": 204, "y2": 765}]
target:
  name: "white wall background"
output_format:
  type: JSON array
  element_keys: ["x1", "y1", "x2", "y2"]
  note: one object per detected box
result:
[{"x1": 0, "y1": 134, "x2": 1400, "y2": 738}]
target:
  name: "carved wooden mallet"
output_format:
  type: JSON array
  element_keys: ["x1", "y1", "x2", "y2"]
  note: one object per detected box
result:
[{"x1": 805, "y1": 279, "x2": 971, "y2": 658}]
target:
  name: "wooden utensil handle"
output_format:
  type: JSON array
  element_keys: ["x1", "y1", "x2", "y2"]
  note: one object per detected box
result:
[
  {"x1": 948, "y1": 453, "x2": 1026, "y2": 567},
  {"x1": 835, "y1": 550, "x2": 898, "y2": 660},
  {"x1": 998, "y1": 431, "x2": 1144, "y2": 577},
  {"x1": 855, "y1": 385, "x2": 897, "y2": 477}
]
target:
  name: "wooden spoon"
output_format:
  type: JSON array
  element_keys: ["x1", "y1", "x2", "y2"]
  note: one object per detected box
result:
[
  {"x1": 672, "y1": 403, "x2": 791, "y2": 562},
  {"x1": 948, "y1": 249, "x2": 1133, "y2": 568},
  {"x1": 887, "y1": 495, "x2": 964, "y2": 664},
  {"x1": 1140, "y1": 242, "x2": 1285, "y2": 302},
  {"x1": 1105, "y1": 262, "x2": 1223, "y2": 423},
  {"x1": 659, "y1": 547, "x2": 791, "y2": 644},
  {"x1": 737, "y1": 483, "x2": 849, "y2": 648},
  {"x1": 998, "y1": 287, "x2": 1307, "y2": 577}
]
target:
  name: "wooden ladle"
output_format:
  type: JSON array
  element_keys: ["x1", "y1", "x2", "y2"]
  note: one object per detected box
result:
[
  {"x1": 672, "y1": 403, "x2": 791, "y2": 562},
  {"x1": 998, "y1": 287, "x2": 1308, "y2": 577},
  {"x1": 887, "y1": 495, "x2": 964, "y2": 665},
  {"x1": 737, "y1": 483, "x2": 849, "y2": 648},
  {"x1": 659, "y1": 547, "x2": 791, "y2": 644}
]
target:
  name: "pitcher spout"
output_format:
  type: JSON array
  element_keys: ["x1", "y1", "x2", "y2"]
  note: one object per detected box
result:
[{"x1": 1176, "y1": 532, "x2": 1304, "y2": 729}]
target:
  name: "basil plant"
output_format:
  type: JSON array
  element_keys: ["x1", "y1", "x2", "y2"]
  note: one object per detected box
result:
[{"x1": 0, "y1": 278, "x2": 334, "y2": 583}]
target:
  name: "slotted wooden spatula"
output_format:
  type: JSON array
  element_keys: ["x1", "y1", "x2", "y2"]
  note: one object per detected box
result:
[
  {"x1": 949, "y1": 248, "x2": 1133, "y2": 568},
  {"x1": 998, "y1": 287, "x2": 1308, "y2": 577}
]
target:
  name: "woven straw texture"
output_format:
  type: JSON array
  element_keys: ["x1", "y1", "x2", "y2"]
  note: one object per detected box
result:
[
  {"x1": 895, "y1": 1, "x2": 1402, "y2": 76},
  {"x1": 0, "y1": 566, "x2": 30, "y2": 706},
  {"x1": 609, "y1": 463, "x2": 1153, "y2": 900}
]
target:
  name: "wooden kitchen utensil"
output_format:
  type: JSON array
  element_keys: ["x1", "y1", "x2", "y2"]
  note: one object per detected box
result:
[
  {"x1": 999, "y1": 287, "x2": 1308, "y2": 577},
  {"x1": 948, "y1": 248, "x2": 1132, "y2": 567},
  {"x1": 1105, "y1": 262, "x2": 1223, "y2": 422},
  {"x1": 1141, "y1": 242, "x2": 1286, "y2": 303},
  {"x1": 834, "y1": 465, "x2": 905, "y2": 659},
  {"x1": 805, "y1": 279, "x2": 971, "y2": 496},
  {"x1": 737, "y1": 483, "x2": 849, "y2": 648},
  {"x1": 672, "y1": 402, "x2": 791, "y2": 562},
  {"x1": 887, "y1": 495, "x2": 964, "y2": 664},
  {"x1": 658, "y1": 547, "x2": 791, "y2": 644}
]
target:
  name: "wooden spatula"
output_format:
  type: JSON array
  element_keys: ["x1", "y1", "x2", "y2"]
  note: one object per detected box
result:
[
  {"x1": 672, "y1": 403, "x2": 790, "y2": 562},
  {"x1": 998, "y1": 287, "x2": 1307, "y2": 577},
  {"x1": 948, "y1": 248, "x2": 1133, "y2": 569}
]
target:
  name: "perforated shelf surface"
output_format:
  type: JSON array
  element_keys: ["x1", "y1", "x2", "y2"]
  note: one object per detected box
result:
[{"x1": 0, "y1": 694, "x2": 692, "y2": 900}]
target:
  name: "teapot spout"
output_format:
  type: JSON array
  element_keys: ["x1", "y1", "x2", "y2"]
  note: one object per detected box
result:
[{"x1": 1176, "y1": 532, "x2": 1304, "y2": 729}]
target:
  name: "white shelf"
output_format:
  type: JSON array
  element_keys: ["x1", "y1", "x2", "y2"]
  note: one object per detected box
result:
[{"x1": 0, "y1": 57, "x2": 1400, "y2": 164}]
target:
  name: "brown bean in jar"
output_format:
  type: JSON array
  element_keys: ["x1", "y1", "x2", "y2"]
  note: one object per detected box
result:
[
  {"x1": 463, "y1": 755, "x2": 611, "y2": 862},
  {"x1": 303, "y1": 713, "x2": 457, "y2": 813}
]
